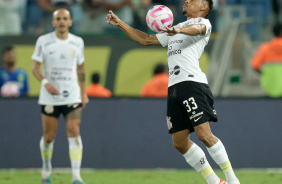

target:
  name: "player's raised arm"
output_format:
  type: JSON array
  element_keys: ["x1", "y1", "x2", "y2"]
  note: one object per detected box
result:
[
  {"x1": 106, "y1": 10, "x2": 161, "y2": 46},
  {"x1": 161, "y1": 24, "x2": 207, "y2": 36}
]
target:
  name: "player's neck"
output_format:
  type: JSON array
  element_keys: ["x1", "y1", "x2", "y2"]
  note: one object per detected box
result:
[
  {"x1": 55, "y1": 31, "x2": 69, "y2": 40},
  {"x1": 5, "y1": 65, "x2": 16, "y2": 72},
  {"x1": 187, "y1": 13, "x2": 205, "y2": 20}
]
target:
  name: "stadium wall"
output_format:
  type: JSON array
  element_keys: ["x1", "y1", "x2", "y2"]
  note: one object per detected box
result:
[
  {"x1": 0, "y1": 98, "x2": 281, "y2": 169},
  {"x1": 0, "y1": 36, "x2": 211, "y2": 97}
]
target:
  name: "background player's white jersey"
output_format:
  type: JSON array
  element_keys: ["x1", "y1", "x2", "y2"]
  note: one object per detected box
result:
[
  {"x1": 32, "y1": 32, "x2": 85, "y2": 105},
  {"x1": 156, "y1": 17, "x2": 212, "y2": 87}
]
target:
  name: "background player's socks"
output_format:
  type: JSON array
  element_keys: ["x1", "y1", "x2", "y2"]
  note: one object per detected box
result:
[
  {"x1": 183, "y1": 143, "x2": 220, "y2": 184},
  {"x1": 207, "y1": 139, "x2": 240, "y2": 184},
  {"x1": 40, "y1": 137, "x2": 54, "y2": 179},
  {"x1": 68, "y1": 136, "x2": 83, "y2": 182}
]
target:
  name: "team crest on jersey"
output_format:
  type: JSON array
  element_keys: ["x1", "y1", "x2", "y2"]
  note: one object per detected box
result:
[
  {"x1": 166, "y1": 116, "x2": 173, "y2": 130},
  {"x1": 45, "y1": 105, "x2": 54, "y2": 114},
  {"x1": 69, "y1": 49, "x2": 77, "y2": 59}
]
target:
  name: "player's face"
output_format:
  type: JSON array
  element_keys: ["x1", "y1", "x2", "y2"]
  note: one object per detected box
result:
[
  {"x1": 3, "y1": 50, "x2": 16, "y2": 67},
  {"x1": 182, "y1": 0, "x2": 205, "y2": 16},
  {"x1": 52, "y1": 10, "x2": 72, "y2": 33}
]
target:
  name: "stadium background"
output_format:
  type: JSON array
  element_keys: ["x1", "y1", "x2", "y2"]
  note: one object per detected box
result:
[{"x1": 1, "y1": 0, "x2": 282, "y2": 172}]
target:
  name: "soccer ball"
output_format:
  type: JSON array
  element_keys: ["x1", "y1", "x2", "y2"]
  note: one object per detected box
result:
[
  {"x1": 1, "y1": 82, "x2": 20, "y2": 97},
  {"x1": 146, "y1": 5, "x2": 174, "y2": 32}
]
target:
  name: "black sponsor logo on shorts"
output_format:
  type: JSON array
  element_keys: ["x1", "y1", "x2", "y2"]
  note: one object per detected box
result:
[
  {"x1": 169, "y1": 65, "x2": 180, "y2": 76},
  {"x1": 62, "y1": 90, "x2": 69, "y2": 97}
]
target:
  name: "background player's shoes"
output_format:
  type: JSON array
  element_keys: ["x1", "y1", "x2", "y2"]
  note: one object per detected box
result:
[
  {"x1": 41, "y1": 176, "x2": 51, "y2": 183},
  {"x1": 220, "y1": 179, "x2": 227, "y2": 184},
  {"x1": 72, "y1": 180, "x2": 86, "y2": 184}
]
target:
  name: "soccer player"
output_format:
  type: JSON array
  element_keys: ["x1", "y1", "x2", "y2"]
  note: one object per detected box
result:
[
  {"x1": 32, "y1": 9, "x2": 89, "y2": 184},
  {"x1": 0, "y1": 46, "x2": 29, "y2": 97},
  {"x1": 106, "y1": 0, "x2": 240, "y2": 184}
]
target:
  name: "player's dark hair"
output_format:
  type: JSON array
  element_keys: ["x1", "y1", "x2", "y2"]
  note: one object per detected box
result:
[
  {"x1": 204, "y1": 0, "x2": 214, "y2": 17},
  {"x1": 273, "y1": 23, "x2": 282, "y2": 37},
  {"x1": 91, "y1": 72, "x2": 100, "y2": 84},
  {"x1": 2, "y1": 46, "x2": 14, "y2": 56},
  {"x1": 154, "y1": 63, "x2": 166, "y2": 75}
]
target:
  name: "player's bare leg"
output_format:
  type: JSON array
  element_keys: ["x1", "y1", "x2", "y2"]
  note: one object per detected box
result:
[
  {"x1": 172, "y1": 129, "x2": 221, "y2": 184},
  {"x1": 65, "y1": 108, "x2": 85, "y2": 184},
  {"x1": 40, "y1": 115, "x2": 58, "y2": 183},
  {"x1": 195, "y1": 122, "x2": 240, "y2": 184}
]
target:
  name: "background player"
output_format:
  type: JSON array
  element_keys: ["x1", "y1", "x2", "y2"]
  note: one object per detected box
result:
[
  {"x1": 0, "y1": 46, "x2": 29, "y2": 97},
  {"x1": 106, "y1": 0, "x2": 240, "y2": 184},
  {"x1": 32, "y1": 9, "x2": 89, "y2": 184}
]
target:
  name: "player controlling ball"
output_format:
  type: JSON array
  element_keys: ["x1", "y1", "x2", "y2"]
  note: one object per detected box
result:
[{"x1": 106, "y1": 0, "x2": 240, "y2": 184}]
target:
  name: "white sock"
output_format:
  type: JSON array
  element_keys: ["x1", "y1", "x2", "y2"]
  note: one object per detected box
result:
[
  {"x1": 183, "y1": 143, "x2": 220, "y2": 184},
  {"x1": 40, "y1": 137, "x2": 54, "y2": 179},
  {"x1": 68, "y1": 136, "x2": 83, "y2": 181},
  {"x1": 207, "y1": 139, "x2": 239, "y2": 183}
]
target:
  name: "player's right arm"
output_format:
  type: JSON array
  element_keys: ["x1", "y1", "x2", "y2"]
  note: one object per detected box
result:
[
  {"x1": 106, "y1": 10, "x2": 161, "y2": 46},
  {"x1": 32, "y1": 61, "x2": 59, "y2": 95}
]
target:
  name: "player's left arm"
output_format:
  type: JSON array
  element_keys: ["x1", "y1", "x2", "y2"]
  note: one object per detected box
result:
[
  {"x1": 161, "y1": 24, "x2": 207, "y2": 36},
  {"x1": 77, "y1": 63, "x2": 89, "y2": 108}
]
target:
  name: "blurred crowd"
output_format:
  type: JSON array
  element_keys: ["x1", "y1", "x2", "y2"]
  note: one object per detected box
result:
[
  {"x1": 0, "y1": 0, "x2": 280, "y2": 36},
  {"x1": 0, "y1": 0, "x2": 186, "y2": 36}
]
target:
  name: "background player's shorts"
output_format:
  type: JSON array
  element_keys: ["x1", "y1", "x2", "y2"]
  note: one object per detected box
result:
[
  {"x1": 41, "y1": 103, "x2": 82, "y2": 118},
  {"x1": 166, "y1": 81, "x2": 217, "y2": 134}
]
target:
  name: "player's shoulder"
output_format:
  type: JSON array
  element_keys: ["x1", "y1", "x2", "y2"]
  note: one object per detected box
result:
[
  {"x1": 36, "y1": 32, "x2": 56, "y2": 44},
  {"x1": 192, "y1": 17, "x2": 211, "y2": 25},
  {"x1": 16, "y1": 68, "x2": 28, "y2": 75},
  {"x1": 0, "y1": 67, "x2": 5, "y2": 74},
  {"x1": 69, "y1": 33, "x2": 84, "y2": 43},
  {"x1": 176, "y1": 17, "x2": 210, "y2": 27}
]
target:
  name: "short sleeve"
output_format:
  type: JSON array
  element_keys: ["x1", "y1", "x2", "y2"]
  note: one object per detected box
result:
[
  {"x1": 77, "y1": 38, "x2": 85, "y2": 65},
  {"x1": 156, "y1": 32, "x2": 169, "y2": 47},
  {"x1": 196, "y1": 18, "x2": 212, "y2": 36},
  {"x1": 31, "y1": 36, "x2": 44, "y2": 63}
]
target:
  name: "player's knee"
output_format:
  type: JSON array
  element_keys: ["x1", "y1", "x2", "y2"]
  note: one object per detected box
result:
[
  {"x1": 173, "y1": 140, "x2": 187, "y2": 153},
  {"x1": 67, "y1": 129, "x2": 80, "y2": 137},
  {"x1": 197, "y1": 133, "x2": 213, "y2": 145}
]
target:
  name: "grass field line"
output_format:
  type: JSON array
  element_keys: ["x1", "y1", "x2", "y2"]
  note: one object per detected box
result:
[{"x1": 1, "y1": 168, "x2": 282, "y2": 173}]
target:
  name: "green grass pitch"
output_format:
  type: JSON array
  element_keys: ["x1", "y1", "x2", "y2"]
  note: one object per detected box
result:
[{"x1": 0, "y1": 169, "x2": 281, "y2": 184}]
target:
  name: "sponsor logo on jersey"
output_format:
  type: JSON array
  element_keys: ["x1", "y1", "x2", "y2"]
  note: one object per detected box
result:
[
  {"x1": 166, "y1": 116, "x2": 173, "y2": 130},
  {"x1": 169, "y1": 65, "x2": 180, "y2": 76},
  {"x1": 168, "y1": 49, "x2": 182, "y2": 57},
  {"x1": 62, "y1": 90, "x2": 69, "y2": 97},
  {"x1": 168, "y1": 40, "x2": 183, "y2": 45},
  {"x1": 49, "y1": 51, "x2": 56, "y2": 55},
  {"x1": 213, "y1": 109, "x2": 217, "y2": 115},
  {"x1": 60, "y1": 54, "x2": 66, "y2": 59}
]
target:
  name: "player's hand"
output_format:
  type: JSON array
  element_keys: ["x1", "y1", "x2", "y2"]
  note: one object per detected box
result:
[
  {"x1": 81, "y1": 93, "x2": 89, "y2": 109},
  {"x1": 161, "y1": 27, "x2": 180, "y2": 36},
  {"x1": 106, "y1": 10, "x2": 120, "y2": 26},
  {"x1": 44, "y1": 83, "x2": 59, "y2": 95}
]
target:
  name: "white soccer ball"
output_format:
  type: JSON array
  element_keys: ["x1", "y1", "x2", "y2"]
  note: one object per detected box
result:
[
  {"x1": 1, "y1": 82, "x2": 20, "y2": 97},
  {"x1": 146, "y1": 5, "x2": 174, "y2": 32}
]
